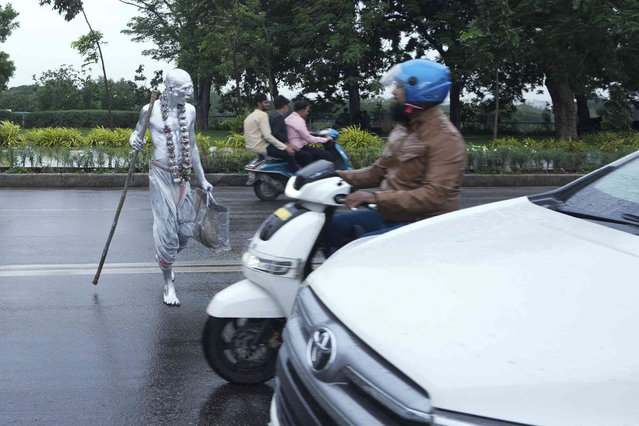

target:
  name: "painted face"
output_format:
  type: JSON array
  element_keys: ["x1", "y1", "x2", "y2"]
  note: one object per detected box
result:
[{"x1": 171, "y1": 82, "x2": 193, "y2": 103}]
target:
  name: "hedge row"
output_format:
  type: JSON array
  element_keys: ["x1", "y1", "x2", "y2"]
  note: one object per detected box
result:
[
  {"x1": 2, "y1": 144, "x2": 634, "y2": 174},
  {"x1": 0, "y1": 122, "x2": 212, "y2": 150},
  {"x1": 22, "y1": 110, "x2": 140, "y2": 129}
]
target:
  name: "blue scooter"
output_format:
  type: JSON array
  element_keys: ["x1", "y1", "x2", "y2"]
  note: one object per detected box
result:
[{"x1": 245, "y1": 128, "x2": 352, "y2": 200}]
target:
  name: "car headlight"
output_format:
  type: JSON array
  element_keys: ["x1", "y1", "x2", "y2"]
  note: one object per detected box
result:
[{"x1": 242, "y1": 250, "x2": 300, "y2": 276}]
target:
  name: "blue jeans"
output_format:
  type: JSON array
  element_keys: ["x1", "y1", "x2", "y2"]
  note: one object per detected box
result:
[{"x1": 327, "y1": 210, "x2": 411, "y2": 255}]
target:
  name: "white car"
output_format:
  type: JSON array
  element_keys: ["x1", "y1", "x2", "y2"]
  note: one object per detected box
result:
[{"x1": 270, "y1": 150, "x2": 639, "y2": 426}]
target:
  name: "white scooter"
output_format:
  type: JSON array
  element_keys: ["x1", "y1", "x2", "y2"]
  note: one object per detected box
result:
[{"x1": 202, "y1": 160, "x2": 353, "y2": 384}]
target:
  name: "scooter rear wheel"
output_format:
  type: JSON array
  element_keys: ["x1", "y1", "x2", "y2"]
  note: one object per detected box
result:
[
  {"x1": 254, "y1": 180, "x2": 281, "y2": 201},
  {"x1": 202, "y1": 316, "x2": 285, "y2": 384}
]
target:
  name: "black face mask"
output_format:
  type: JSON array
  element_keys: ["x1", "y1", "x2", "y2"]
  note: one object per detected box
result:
[{"x1": 390, "y1": 101, "x2": 411, "y2": 124}]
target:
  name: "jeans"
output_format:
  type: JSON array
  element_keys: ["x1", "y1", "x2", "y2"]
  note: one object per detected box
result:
[{"x1": 327, "y1": 210, "x2": 411, "y2": 255}]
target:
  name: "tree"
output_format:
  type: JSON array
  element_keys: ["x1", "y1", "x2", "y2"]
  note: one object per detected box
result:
[
  {"x1": 380, "y1": 1, "x2": 479, "y2": 129},
  {"x1": 121, "y1": 0, "x2": 221, "y2": 129},
  {"x1": 0, "y1": 3, "x2": 18, "y2": 92},
  {"x1": 284, "y1": 1, "x2": 388, "y2": 120},
  {"x1": 198, "y1": 0, "x2": 264, "y2": 115},
  {"x1": 33, "y1": 65, "x2": 84, "y2": 110},
  {"x1": 33, "y1": 64, "x2": 151, "y2": 111},
  {"x1": 600, "y1": 85, "x2": 632, "y2": 131},
  {"x1": 0, "y1": 85, "x2": 38, "y2": 111},
  {"x1": 39, "y1": 0, "x2": 114, "y2": 128},
  {"x1": 485, "y1": 0, "x2": 639, "y2": 140},
  {"x1": 460, "y1": 0, "x2": 522, "y2": 138}
]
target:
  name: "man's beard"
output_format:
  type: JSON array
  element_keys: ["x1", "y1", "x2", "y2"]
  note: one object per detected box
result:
[{"x1": 390, "y1": 101, "x2": 411, "y2": 124}]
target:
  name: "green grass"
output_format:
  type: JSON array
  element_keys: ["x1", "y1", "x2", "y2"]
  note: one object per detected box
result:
[
  {"x1": 463, "y1": 134, "x2": 493, "y2": 145},
  {"x1": 197, "y1": 130, "x2": 230, "y2": 141}
]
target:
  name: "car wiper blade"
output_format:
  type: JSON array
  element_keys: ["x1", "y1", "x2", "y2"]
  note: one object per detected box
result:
[
  {"x1": 552, "y1": 206, "x2": 639, "y2": 228},
  {"x1": 621, "y1": 213, "x2": 639, "y2": 223}
]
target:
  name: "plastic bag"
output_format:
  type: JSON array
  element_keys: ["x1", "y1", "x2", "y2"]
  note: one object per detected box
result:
[{"x1": 192, "y1": 188, "x2": 231, "y2": 253}]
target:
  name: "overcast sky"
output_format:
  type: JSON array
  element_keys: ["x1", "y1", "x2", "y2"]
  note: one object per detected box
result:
[
  {"x1": 1, "y1": 0, "x2": 550, "y2": 105},
  {"x1": 2, "y1": 0, "x2": 168, "y2": 87}
]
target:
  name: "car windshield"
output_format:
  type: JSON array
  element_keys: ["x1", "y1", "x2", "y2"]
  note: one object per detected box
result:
[{"x1": 561, "y1": 155, "x2": 639, "y2": 229}]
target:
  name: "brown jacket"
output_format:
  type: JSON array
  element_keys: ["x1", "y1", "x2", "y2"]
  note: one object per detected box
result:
[{"x1": 337, "y1": 107, "x2": 467, "y2": 222}]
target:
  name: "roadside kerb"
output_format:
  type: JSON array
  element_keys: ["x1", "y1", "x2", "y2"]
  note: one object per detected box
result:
[{"x1": 0, "y1": 173, "x2": 584, "y2": 188}]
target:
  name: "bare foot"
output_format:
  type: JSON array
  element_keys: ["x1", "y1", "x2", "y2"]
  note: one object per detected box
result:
[{"x1": 163, "y1": 282, "x2": 180, "y2": 306}]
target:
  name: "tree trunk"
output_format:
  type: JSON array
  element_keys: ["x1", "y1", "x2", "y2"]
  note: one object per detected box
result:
[
  {"x1": 493, "y1": 66, "x2": 499, "y2": 140},
  {"x1": 575, "y1": 95, "x2": 590, "y2": 136},
  {"x1": 449, "y1": 80, "x2": 462, "y2": 129},
  {"x1": 269, "y1": 73, "x2": 279, "y2": 99},
  {"x1": 193, "y1": 77, "x2": 212, "y2": 130},
  {"x1": 347, "y1": 77, "x2": 361, "y2": 125},
  {"x1": 233, "y1": 48, "x2": 242, "y2": 115},
  {"x1": 546, "y1": 75, "x2": 577, "y2": 140},
  {"x1": 81, "y1": 9, "x2": 113, "y2": 129}
]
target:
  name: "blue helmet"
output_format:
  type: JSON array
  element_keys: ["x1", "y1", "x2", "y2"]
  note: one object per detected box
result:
[{"x1": 381, "y1": 59, "x2": 451, "y2": 104}]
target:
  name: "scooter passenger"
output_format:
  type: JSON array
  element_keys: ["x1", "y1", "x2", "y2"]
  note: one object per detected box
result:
[
  {"x1": 244, "y1": 92, "x2": 298, "y2": 171},
  {"x1": 269, "y1": 95, "x2": 300, "y2": 172},
  {"x1": 285, "y1": 99, "x2": 335, "y2": 168},
  {"x1": 327, "y1": 59, "x2": 467, "y2": 255}
]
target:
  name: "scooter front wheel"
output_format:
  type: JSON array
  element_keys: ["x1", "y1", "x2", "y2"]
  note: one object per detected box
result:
[
  {"x1": 202, "y1": 316, "x2": 285, "y2": 384},
  {"x1": 254, "y1": 180, "x2": 281, "y2": 201}
]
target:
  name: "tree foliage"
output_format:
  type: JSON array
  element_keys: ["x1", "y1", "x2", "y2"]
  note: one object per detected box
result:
[
  {"x1": 71, "y1": 31, "x2": 105, "y2": 69},
  {"x1": 284, "y1": 1, "x2": 388, "y2": 116},
  {"x1": 32, "y1": 65, "x2": 150, "y2": 112},
  {"x1": 0, "y1": 3, "x2": 18, "y2": 92},
  {"x1": 121, "y1": 0, "x2": 222, "y2": 128},
  {"x1": 40, "y1": 0, "x2": 115, "y2": 127}
]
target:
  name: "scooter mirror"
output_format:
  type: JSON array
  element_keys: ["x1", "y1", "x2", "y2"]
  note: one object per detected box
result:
[{"x1": 293, "y1": 160, "x2": 336, "y2": 190}]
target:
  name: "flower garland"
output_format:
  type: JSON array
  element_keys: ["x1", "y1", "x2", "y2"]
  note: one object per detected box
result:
[{"x1": 160, "y1": 92, "x2": 192, "y2": 185}]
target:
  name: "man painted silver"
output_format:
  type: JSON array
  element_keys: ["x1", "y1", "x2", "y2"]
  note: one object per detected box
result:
[{"x1": 130, "y1": 68, "x2": 213, "y2": 306}]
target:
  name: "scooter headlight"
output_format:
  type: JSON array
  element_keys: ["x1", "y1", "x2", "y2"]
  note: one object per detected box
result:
[{"x1": 242, "y1": 250, "x2": 300, "y2": 276}]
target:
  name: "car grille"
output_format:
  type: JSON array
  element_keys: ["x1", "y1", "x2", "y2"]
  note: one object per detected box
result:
[{"x1": 274, "y1": 286, "x2": 433, "y2": 426}]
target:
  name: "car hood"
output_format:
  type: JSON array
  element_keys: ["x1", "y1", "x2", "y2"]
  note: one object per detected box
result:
[{"x1": 308, "y1": 197, "x2": 639, "y2": 426}]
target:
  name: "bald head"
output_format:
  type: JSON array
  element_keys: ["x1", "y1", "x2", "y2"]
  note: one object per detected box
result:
[
  {"x1": 165, "y1": 69, "x2": 192, "y2": 89},
  {"x1": 164, "y1": 69, "x2": 193, "y2": 103}
]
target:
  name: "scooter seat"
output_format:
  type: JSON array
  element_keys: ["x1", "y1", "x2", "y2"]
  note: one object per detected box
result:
[{"x1": 258, "y1": 154, "x2": 284, "y2": 162}]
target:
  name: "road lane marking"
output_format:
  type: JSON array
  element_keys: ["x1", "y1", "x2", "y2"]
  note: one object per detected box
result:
[
  {"x1": 0, "y1": 261, "x2": 243, "y2": 277},
  {"x1": 0, "y1": 208, "x2": 148, "y2": 211}
]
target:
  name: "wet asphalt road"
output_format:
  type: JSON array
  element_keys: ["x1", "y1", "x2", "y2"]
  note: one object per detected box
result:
[{"x1": 0, "y1": 186, "x2": 556, "y2": 425}]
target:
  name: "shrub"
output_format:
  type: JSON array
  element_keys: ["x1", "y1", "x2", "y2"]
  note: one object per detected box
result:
[
  {"x1": 600, "y1": 86, "x2": 632, "y2": 131},
  {"x1": 0, "y1": 120, "x2": 23, "y2": 146},
  {"x1": 24, "y1": 127, "x2": 84, "y2": 148},
  {"x1": 86, "y1": 126, "x2": 133, "y2": 148},
  {"x1": 195, "y1": 133, "x2": 213, "y2": 154},
  {"x1": 217, "y1": 132, "x2": 246, "y2": 149},
  {"x1": 0, "y1": 110, "x2": 24, "y2": 125},
  {"x1": 23, "y1": 110, "x2": 139, "y2": 129},
  {"x1": 490, "y1": 137, "x2": 520, "y2": 149},
  {"x1": 200, "y1": 149, "x2": 255, "y2": 173},
  {"x1": 337, "y1": 125, "x2": 385, "y2": 150},
  {"x1": 347, "y1": 145, "x2": 384, "y2": 169},
  {"x1": 219, "y1": 114, "x2": 247, "y2": 134}
]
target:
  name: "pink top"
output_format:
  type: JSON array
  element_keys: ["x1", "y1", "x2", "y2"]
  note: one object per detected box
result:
[{"x1": 285, "y1": 112, "x2": 329, "y2": 149}]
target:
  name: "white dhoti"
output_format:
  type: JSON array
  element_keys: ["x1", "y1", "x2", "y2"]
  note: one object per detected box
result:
[{"x1": 149, "y1": 160, "x2": 196, "y2": 269}]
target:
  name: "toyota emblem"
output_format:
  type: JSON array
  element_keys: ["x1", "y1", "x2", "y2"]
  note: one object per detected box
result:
[{"x1": 306, "y1": 327, "x2": 336, "y2": 372}]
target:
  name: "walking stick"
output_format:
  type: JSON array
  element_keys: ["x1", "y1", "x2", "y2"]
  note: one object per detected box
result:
[{"x1": 92, "y1": 90, "x2": 158, "y2": 285}]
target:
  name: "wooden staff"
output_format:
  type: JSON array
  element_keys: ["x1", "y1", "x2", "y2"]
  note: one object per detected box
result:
[{"x1": 92, "y1": 90, "x2": 158, "y2": 285}]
